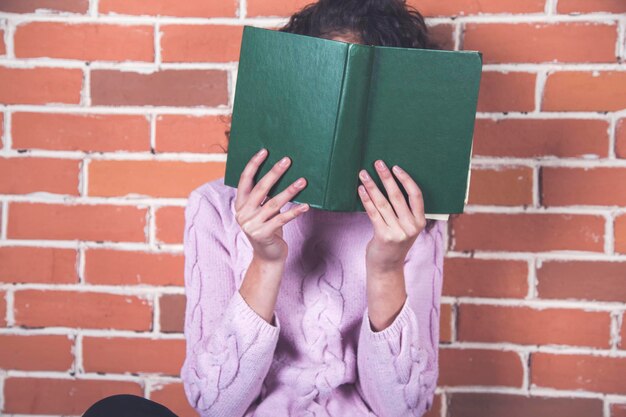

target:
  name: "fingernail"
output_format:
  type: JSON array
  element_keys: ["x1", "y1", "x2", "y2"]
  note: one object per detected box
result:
[
  {"x1": 257, "y1": 148, "x2": 266, "y2": 158},
  {"x1": 392, "y1": 165, "x2": 403, "y2": 174},
  {"x1": 279, "y1": 156, "x2": 290, "y2": 166},
  {"x1": 295, "y1": 178, "x2": 305, "y2": 188},
  {"x1": 359, "y1": 170, "x2": 370, "y2": 181},
  {"x1": 375, "y1": 160, "x2": 386, "y2": 170}
]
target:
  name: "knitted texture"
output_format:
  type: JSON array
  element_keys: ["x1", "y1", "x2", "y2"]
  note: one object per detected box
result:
[{"x1": 181, "y1": 177, "x2": 445, "y2": 417}]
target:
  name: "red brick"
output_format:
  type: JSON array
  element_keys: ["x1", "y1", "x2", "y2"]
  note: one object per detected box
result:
[
  {"x1": 161, "y1": 25, "x2": 243, "y2": 63},
  {"x1": 448, "y1": 393, "x2": 603, "y2": 417},
  {"x1": 0, "y1": 246, "x2": 78, "y2": 284},
  {"x1": 0, "y1": 291, "x2": 6, "y2": 326},
  {"x1": 247, "y1": 0, "x2": 313, "y2": 17},
  {"x1": 14, "y1": 290, "x2": 152, "y2": 331},
  {"x1": 4, "y1": 377, "x2": 142, "y2": 415},
  {"x1": 612, "y1": 404, "x2": 626, "y2": 417},
  {"x1": 477, "y1": 72, "x2": 536, "y2": 112},
  {"x1": 458, "y1": 304, "x2": 611, "y2": 347},
  {"x1": 542, "y1": 167, "x2": 626, "y2": 206},
  {"x1": 83, "y1": 337, "x2": 185, "y2": 375},
  {"x1": 439, "y1": 303, "x2": 453, "y2": 342},
  {"x1": 616, "y1": 118, "x2": 626, "y2": 159},
  {"x1": 90, "y1": 69, "x2": 228, "y2": 107},
  {"x1": 473, "y1": 118, "x2": 609, "y2": 158},
  {"x1": 155, "y1": 206, "x2": 185, "y2": 244},
  {"x1": 451, "y1": 213, "x2": 605, "y2": 252},
  {"x1": 440, "y1": 348, "x2": 523, "y2": 387},
  {"x1": 0, "y1": 157, "x2": 79, "y2": 195},
  {"x1": 100, "y1": 0, "x2": 237, "y2": 17},
  {"x1": 0, "y1": 0, "x2": 88, "y2": 13},
  {"x1": 0, "y1": 29, "x2": 5, "y2": 55},
  {"x1": 149, "y1": 383, "x2": 198, "y2": 417},
  {"x1": 156, "y1": 114, "x2": 230, "y2": 153},
  {"x1": 443, "y1": 258, "x2": 528, "y2": 298},
  {"x1": 15, "y1": 22, "x2": 153, "y2": 61},
  {"x1": 468, "y1": 166, "x2": 533, "y2": 206},
  {"x1": 0, "y1": 67, "x2": 82, "y2": 105},
  {"x1": 558, "y1": 0, "x2": 626, "y2": 13},
  {"x1": 616, "y1": 214, "x2": 626, "y2": 254},
  {"x1": 85, "y1": 249, "x2": 184, "y2": 286},
  {"x1": 411, "y1": 0, "x2": 546, "y2": 16},
  {"x1": 543, "y1": 71, "x2": 626, "y2": 112},
  {"x1": 8, "y1": 202, "x2": 148, "y2": 242},
  {"x1": 622, "y1": 319, "x2": 626, "y2": 349},
  {"x1": 160, "y1": 294, "x2": 185, "y2": 333},
  {"x1": 88, "y1": 160, "x2": 225, "y2": 198},
  {"x1": 257, "y1": 1, "x2": 495, "y2": 19},
  {"x1": 464, "y1": 22, "x2": 617, "y2": 63},
  {"x1": 12, "y1": 112, "x2": 151, "y2": 152},
  {"x1": 0, "y1": 334, "x2": 73, "y2": 371},
  {"x1": 532, "y1": 353, "x2": 626, "y2": 394},
  {"x1": 537, "y1": 261, "x2": 626, "y2": 302}
]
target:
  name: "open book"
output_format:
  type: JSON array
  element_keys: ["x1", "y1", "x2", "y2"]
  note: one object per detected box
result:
[{"x1": 224, "y1": 25, "x2": 483, "y2": 220}]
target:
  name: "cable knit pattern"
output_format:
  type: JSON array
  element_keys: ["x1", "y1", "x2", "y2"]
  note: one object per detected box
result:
[
  {"x1": 181, "y1": 177, "x2": 444, "y2": 417},
  {"x1": 181, "y1": 188, "x2": 281, "y2": 417},
  {"x1": 357, "y1": 220, "x2": 444, "y2": 417}
]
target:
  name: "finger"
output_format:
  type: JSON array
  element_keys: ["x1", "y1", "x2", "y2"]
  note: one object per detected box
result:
[
  {"x1": 236, "y1": 147, "x2": 268, "y2": 209},
  {"x1": 258, "y1": 177, "x2": 307, "y2": 222},
  {"x1": 392, "y1": 164, "x2": 426, "y2": 228},
  {"x1": 357, "y1": 184, "x2": 387, "y2": 230},
  {"x1": 374, "y1": 159, "x2": 414, "y2": 228},
  {"x1": 261, "y1": 202, "x2": 310, "y2": 233},
  {"x1": 359, "y1": 168, "x2": 401, "y2": 229},
  {"x1": 247, "y1": 155, "x2": 292, "y2": 209}
]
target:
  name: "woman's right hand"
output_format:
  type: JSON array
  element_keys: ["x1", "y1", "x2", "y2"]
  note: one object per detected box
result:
[{"x1": 235, "y1": 147, "x2": 309, "y2": 264}]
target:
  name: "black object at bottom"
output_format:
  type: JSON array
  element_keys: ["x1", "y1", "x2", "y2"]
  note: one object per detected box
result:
[{"x1": 82, "y1": 394, "x2": 179, "y2": 417}]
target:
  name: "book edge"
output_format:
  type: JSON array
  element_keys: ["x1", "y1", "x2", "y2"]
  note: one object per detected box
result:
[{"x1": 323, "y1": 42, "x2": 353, "y2": 209}]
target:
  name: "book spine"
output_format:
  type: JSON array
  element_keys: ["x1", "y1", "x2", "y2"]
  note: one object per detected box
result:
[{"x1": 323, "y1": 44, "x2": 375, "y2": 211}]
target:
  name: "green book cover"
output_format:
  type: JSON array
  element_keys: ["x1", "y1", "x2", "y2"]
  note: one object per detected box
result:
[{"x1": 224, "y1": 25, "x2": 483, "y2": 219}]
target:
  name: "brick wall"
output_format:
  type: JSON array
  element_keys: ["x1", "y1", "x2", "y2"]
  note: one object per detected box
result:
[{"x1": 0, "y1": 0, "x2": 625, "y2": 416}]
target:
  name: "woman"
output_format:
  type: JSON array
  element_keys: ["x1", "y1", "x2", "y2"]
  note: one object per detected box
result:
[{"x1": 83, "y1": 0, "x2": 444, "y2": 416}]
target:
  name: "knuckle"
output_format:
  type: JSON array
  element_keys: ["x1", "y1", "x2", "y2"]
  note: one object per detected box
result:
[
  {"x1": 390, "y1": 190, "x2": 404, "y2": 201},
  {"x1": 284, "y1": 211, "x2": 296, "y2": 222},
  {"x1": 265, "y1": 198, "x2": 279, "y2": 211},
  {"x1": 381, "y1": 232, "x2": 395, "y2": 243},
  {"x1": 241, "y1": 222, "x2": 253, "y2": 235},
  {"x1": 405, "y1": 225, "x2": 419, "y2": 237},
  {"x1": 249, "y1": 228, "x2": 263, "y2": 240}
]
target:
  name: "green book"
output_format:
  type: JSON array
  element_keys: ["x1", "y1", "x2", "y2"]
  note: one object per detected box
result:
[{"x1": 224, "y1": 25, "x2": 483, "y2": 220}]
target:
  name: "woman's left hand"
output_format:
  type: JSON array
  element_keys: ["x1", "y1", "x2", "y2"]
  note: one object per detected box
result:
[{"x1": 358, "y1": 159, "x2": 427, "y2": 274}]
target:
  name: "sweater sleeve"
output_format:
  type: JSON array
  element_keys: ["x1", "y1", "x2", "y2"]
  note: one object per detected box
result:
[
  {"x1": 180, "y1": 189, "x2": 281, "y2": 417},
  {"x1": 356, "y1": 221, "x2": 445, "y2": 417}
]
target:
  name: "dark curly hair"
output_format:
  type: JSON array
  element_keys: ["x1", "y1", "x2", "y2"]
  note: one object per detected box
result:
[
  {"x1": 278, "y1": 0, "x2": 442, "y2": 50},
  {"x1": 279, "y1": 0, "x2": 442, "y2": 232}
]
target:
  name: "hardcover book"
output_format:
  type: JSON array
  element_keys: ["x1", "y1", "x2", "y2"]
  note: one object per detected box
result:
[{"x1": 224, "y1": 25, "x2": 483, "y2": 220}]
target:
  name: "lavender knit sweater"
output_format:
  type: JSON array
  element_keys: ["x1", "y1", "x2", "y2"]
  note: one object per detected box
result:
[{"x1": 180, "y1": 177, "x2": 445, "y2": 417}]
